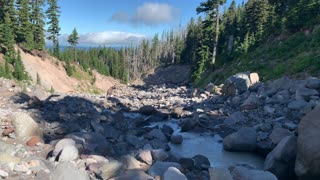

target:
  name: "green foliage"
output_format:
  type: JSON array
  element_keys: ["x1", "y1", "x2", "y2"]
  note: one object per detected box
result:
[
  {"x1": 65, "y1": 61, "x2": 75, "y2": 76},
  {"x1": 16, "y1": 0, "x2": 34, "y2": 50},
  {"x1": 31, "y1": 0, "x2": 46, "y2": 50},
  {"x1": 13, "y1": 50, "x2": 28, "y2": 80},
  {"x1": 49, "y1": 86, "x2": 55, "y2": 93},
  {"x1": 46, "y1": 0, "x2": 61, "y2": 58}
]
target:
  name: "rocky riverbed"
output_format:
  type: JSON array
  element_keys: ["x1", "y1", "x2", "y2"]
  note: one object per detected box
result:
[{"x1": 0, "y1": 73, "x2": 320, "y2": 180}]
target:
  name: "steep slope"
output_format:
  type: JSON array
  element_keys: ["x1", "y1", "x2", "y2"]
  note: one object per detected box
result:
[{"x1": 18, "y1": 48, "x2": 118, "y2": 93}]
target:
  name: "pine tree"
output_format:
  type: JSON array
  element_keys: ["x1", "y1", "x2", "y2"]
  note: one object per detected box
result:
[
  {"x1": 67, "y1": 28, "x2": 79, "y2": 61},
  {"x1": 16, "y1": 0, "x2": 34, "y2": 49},
  {"x1": 1, "y1": 12, "x2": 16, "y2": 63},
  {"x1": 0, "y1": 0, "x2": 17, "y2": 34},
  {"x1": 13, "y1": 50, "x2": 27, "y2": 80},
  {"x1": 197, "y1": 0, "x2": 227, "y2": 65},
  {"x1": 31, "y1": 0, "x2": 46, "y2": 50},
  {"x1": 46, "y1": 0, "x2": 61, "y2": 58}
]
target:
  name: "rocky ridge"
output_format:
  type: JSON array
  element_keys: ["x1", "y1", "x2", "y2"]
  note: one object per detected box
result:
[{"x1": 0, "y1": 73, "x2": 319, "y2": 180}]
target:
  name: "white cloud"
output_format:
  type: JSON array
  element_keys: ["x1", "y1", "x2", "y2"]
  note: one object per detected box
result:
[
  {"x1": 111, "y1": 2, "x2": 179, "y2": 26},
  {"x1": 46, "y1": 31, "x2": 146, "y2": 46}
]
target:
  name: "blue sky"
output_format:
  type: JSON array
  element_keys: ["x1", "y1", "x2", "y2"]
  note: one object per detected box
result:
[{"x1": 54, "y1": 0, "x2": 244, "y2": 46}]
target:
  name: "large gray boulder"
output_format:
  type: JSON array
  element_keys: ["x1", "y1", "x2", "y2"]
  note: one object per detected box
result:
[
  {"x1": 231, "y1": 166, "x2": 278, "y2": 180},
  {"x1": 163, "y1": 167, "x2": 187, "y2": 180},
  {"x1": 11, "y1": 112, "x2": 42, "y2": 140},
  {"x1": 50, "y1": 162, "x2": 89, "y2": 180},
  {"x1": 264, "y1": 135, "x2": 297, "y2": 180},
  {"x1": 223, "y1": 127, "x2": 257, "y2": 152},
  {"x1": 222, "y1": 72, "x2": 251, "y2": 96},
  {"x1": 295, "y1": 106, "x2": 320, "y2": 180}
]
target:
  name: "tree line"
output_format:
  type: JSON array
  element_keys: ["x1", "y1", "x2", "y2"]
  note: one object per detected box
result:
[
  {"x1": 1, "y1": 0, "x2": 319, "y2": 84},
  {"x1": 0, "y1": 0, "x2": 60, "y2": 80}
]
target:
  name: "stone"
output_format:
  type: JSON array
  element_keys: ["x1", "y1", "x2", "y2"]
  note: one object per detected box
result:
[
  {"x1": 11, "y1": 112, "x2": 42, "y2": 140},
  {"x1": 0, "y1": 170, "x2": 8, "y2": 178},
  {"x1": 148, "y1": 161, "x2": 181, "y2": 177},
  {"x1": 100, "y1": 160, "x2": 123, "y2": 179},
  {"x1": 139, "y1": 105, "x2": 157, "y2": 115},
  {"x1": 209, "y1": 167, "x2": 233, "y2": 180},
  {"x1": 178, "y1": 158, "x2": 194, "y2": 170},
  {"x1": 224, "y1": 111, "x2": 245, "y2": 126},
  {"x1": 27, "y1": 136, "x2": 43, "y2": 147},
  {"x1": 306, "y1": 77, "x2": 320, "y2": 89},
  {"x1": 231, "y1": 166, "x2": 278, "y2": 180},
  {"x1": 295, "y1": 106, "x2": 320, "y2": 179},
  {"x1": 180, "y1": 118, "x2": 197, "y2": 132},
  {"x1": 222, "y1": 72, "x2": 251, "y2": 96},
  {"x1": 170, "y1": 135, "x2": 183, "y2": 144},
  {"x1": 296, "y1": 87, "x2": 319, "y2": 101},
  {"x1": 241, "y1": 93, "x2": 259, "y2": 110},
  {"x1": 112, "y1": 170, "x2": 154, "y2": 180},
  {"x1": 122, "y1": 155, "x2": 148, "y2": 171},
  {"x1": 136, "y1": 150, "x2": 152, "y2": 165},
  {"x1": 172, "y1": 107, "x2": 184, "y2": 118},
  {"x1": 283, "y1": 123, "x2": 297, "y2": 131},
  {"x1": 161, "y1": 124, "x2": 174, "y2": 135},
  {"x1": 66, "y1": 132, "x2": 111, "y2": 155},
  {"x1": 257, "y1": 132, "x2": 269, "y2": 141},
  {"x1": 58, "y1": 146, "x2": 79, "y2": 162},
  {"x1": 223, "y1": 127, "x2": 257, "y2": 152},
  {"x1": 192, "y1": 155, "x2": 210, "y2": 170},
  {"x1": 151, "y1": 149, "x2": 168, "y2": 161},
  {"x1": 50, "y1": 162, "x2": 90, "y2": 180},
  {"x1": 269, "y1": 128, "x2": 293, "y2": 145},
  {"x1": 264, "y1": 135, "x2": 297, "y2": 180},
  {"x1": 2, "y1": 127, "x2": 14, "y2": 136},
  {"x1": 53, "y1": 139, "x2": 76, "y2": 156},
  {"x1": 147, "y1": 129, "x2": 167, "y2": 142},
  {"x1": 249, "y1": 73, "x2": 260, "y2": 85},
  {"x1": 163, "y1": 167, "x2": 187, "y2": 180},
  {"x1": 0, "y1": 154, "x2": 21, "y2": 164},
  {"x1": 259, "y1": 123, "x2": 272, "y2": 132},
  {"x1": 288, "y1": 100, "x2": 308, "y2": 110}
]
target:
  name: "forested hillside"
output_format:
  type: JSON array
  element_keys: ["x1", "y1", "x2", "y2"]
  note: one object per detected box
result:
[{"x1": 0, "y1": 0, "x2": 319, "y2": 85}]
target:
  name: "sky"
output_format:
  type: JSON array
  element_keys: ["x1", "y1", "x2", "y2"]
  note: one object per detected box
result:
[{"x1": 54, "y1": 0, "x2": 244, "y2": 46}]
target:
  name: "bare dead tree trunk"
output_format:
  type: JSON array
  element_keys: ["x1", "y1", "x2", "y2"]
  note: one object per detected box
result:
[{"x1": 212, "y1": 5, "x2": 220, "y2": 65}]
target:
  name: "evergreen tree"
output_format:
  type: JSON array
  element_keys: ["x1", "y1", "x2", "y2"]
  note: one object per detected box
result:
[
  {"x1": 197, "y1": 0, "x2": 227, "y2": 65},
  {"x1": 67, "y1": 28, "x2": 79, "y2": 61},
  {"x1": 16, "y1": 0, "x2": 34, "y2": 49},
  {"x1": 46, "y1": 0, "x2": 61, "y2": 58},
  {"x1": 13, "y1": 50, "x2": 27, "y2": 80},
  {"x1": 1, "y1": 12, "x2": 16, "y2": 63},
  {"x1": 31, "y1": 0, "x2": 46, "y2": 50},
  {"x1": 0, "y1": 0, "x2": 17, "y2": 35}
]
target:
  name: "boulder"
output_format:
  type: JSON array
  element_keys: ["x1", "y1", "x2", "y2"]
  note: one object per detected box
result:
[
  {"x1": 223, "y1": 127, "x2": 257, "y2": 152},
  {"x1": 11, "y1": 112, "x2": 42, "y2": 140},
  {"x1": 163, "y1": 167, "x2": 187, "y2": 180},
  {"x1": 231, "y1": 166, "x2": 278, "y2": 180},
  {"x1": 288, "y1": 100, "x2": 308, "y2": 110},
  {"x1": 122, "y1": 155, "x2": 148, "y2": 171},
  {"x1": 295, "y1": 106, "x2": 320, "y2": 179},
  {"x1": 264, "y1": 135, "x2": 297, "y2": 180},
  {"x1": 112, "y1": 170, "x2": 154, "y2": 180},
  {"x1": 178, "y1": 158, "x2": 194, "y2": 170},
  {"x1": 170, "y1": 135, "x2": 183, "y2": 144},
  {"x1": 53, "y1": 138, "x2": 76, "y2": 156},
  {"x1": 58, "y1": 146, "x2": 79, "y2": 162},
  {"x1": 224, "y1": 111, "x2": 245, "y2": 126},
  {"x1": 139, "y1": 105, "x2": 157, "y2": 115},
  {"x1": 269, "y1": 128, "x2": 293, "y2": 145},
  {"x1": 209, "y1": 168, "x2": 233, "y2": 180},
  {"x1": 241, "y1": 92, "x2": 259, "y2": 110},
  {"x1": 99, "y1": 160, "x2": 123, "y2": 179},
  {"x1": 180, "y1": 118, "x2": 197, "y2": 132},
  {"x1": 172, "y1": 107, "x2": 184, "y2": 118},
  {"x1": 306, "y1": 77, "x2": 320, "y2": 89},
  {"x1": 222, "y1": 72, "x2": 251, "y2": 96},
  {"x1": 50, "y1": 162, "x2": 89, "y2": 180},
  {"x1": 148, "y1": 161, "x2": 181, "y2": 177},
  {"x1": 295, "y1": 87, "x2": 318, "y2": 101},
  {"x1": 151, "y1": 149, "x2": 168, "y2": 161}
]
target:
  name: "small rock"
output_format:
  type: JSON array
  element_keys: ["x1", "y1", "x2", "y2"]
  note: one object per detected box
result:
[
  {"x1": 178, "y1": 158, "x2": 194, "y2": 170},
  {"x1": 139, "y1": 105, "x2": 157, "y2": 115},
  {"x1": 172, "y1": 107, "x2": 184, "y2": 118},
  {"x1": 136, "y1": 150, "x2": 153, "y2": 165},
  {"x1": 170, "y1": 135, "x2": 183, "y2": 144},
  {"x1": 163, "y1": 167, "x2": 187, "y2": 180},
  {"x1": 100, "y1": 160, "x2": 122, "y2": 180},
  {"x1": 283, "y1": 123, "x2": 297, "y2": 131},
  {"x1": 296, "y1": 87, "x2": 318, "y2": 101},
  {"x1": 148, "y1": 161, "x2": 181, "y2": 177},
  {"x1": 192, "y1": 155, "x2": 210, "y2": 170},
  {"x1": 27, "y1": 136, "x2": 43, "y2": 147},
  {"x1": 151, "y1": 149, "x2": 168, "y2": 161},
  {"x1": 224, "y1": 111, "x2": 245, "y2": 126},
  {"x1": 2, "y1": 127, "x2": 14, "y2": 136},
  {"x1": 306, "y1": 77, "x2": 320, "y2": 89},
  {"x1": 288, "y1": 100, "x2": 308, "y2": 110},
  {"x1": 231, "y1": 166, "x2": 277, "y2": 180},
  {"x1": 50, "y1": 162, "x2": 90, "y2": 180},
  {"x1": 0, "y1": 170, "x2": 9, "y2": 177}
]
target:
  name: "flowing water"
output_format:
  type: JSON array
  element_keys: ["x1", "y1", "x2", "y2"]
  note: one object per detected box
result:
[{"x1": 123, "y1": 112, "x2": 265, "y2": 169}]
